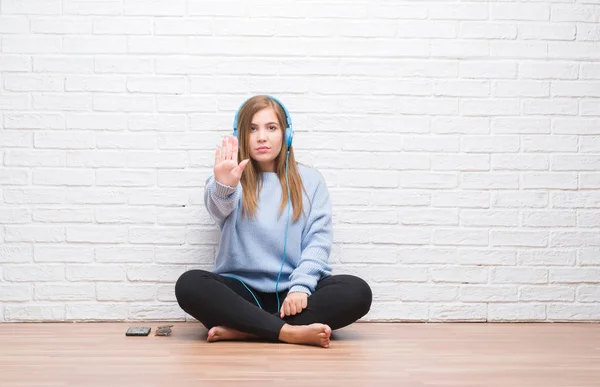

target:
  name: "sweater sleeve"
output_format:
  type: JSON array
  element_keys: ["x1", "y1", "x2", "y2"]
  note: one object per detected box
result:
[
  {"x1": 288, "y1": 175, "x2": 333, "y2": 295},
  {"x1": 204, "y1": 175, "x2": 242, "y2": 227}
]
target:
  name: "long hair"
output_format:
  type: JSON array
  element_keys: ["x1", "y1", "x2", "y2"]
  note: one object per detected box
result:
[{"x1": 237, "y1": 95, "x2": 306, "y2": 222}]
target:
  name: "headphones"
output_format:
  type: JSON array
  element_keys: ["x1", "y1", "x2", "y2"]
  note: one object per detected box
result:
[
  {"x1": 224, "y1": 95, "x2": 294, "y2": 313},
  {"x1": 232, "y1": 95, "x2": 294, "y2": 148}
]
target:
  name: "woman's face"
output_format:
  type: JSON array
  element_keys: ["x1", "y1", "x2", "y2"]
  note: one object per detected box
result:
[{"x1": 248, "y1": 107, "x2": 283, "y2": 172}]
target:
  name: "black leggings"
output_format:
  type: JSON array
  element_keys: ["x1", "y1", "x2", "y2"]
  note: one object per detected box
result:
[{"x1": 175, "y1": 270, "x2": 372, "y2": 342}]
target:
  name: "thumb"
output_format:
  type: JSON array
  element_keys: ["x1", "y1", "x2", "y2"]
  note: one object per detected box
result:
[{"x1": 234, "y1": 159, "x2": 250, "y2": 176}]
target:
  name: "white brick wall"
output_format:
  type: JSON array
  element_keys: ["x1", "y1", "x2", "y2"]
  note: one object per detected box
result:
[{"x1": 1, "y1": 0, "x2": 599, "y2": 323}]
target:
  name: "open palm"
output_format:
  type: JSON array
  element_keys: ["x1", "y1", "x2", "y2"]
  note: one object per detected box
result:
[{"x1": 214, "y1": 135, "x2": 249, "y2": 187}]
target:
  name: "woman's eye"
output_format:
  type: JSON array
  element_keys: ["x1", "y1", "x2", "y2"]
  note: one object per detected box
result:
[{"x1": 269, "y1": 126, "x2": 277, "y2": 130}]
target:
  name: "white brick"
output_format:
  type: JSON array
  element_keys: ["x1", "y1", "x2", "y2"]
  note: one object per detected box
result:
[
  {"x1": 4, "y1": 188, "x2": 65, "y2": 204},
  {"x1": 577, "y1": 286, "x2": 600, "y2": 302},
  {"x1": 491, "y1": 230, "x2": 548, "y2": 247},
  {"x1": 431, "y1": 41, "x2": 489, "y2": 58},
  {"x1": 0, "y1": 131, "x2": 32, "y2": 147},
  {"x1": 403, "y1": 136, "x2": 460, "y2": 152},
  {"x1": 460, "y1": 210, "x2": 519, "y2": 227},
  {"x1": 523, "y1": 99, "x2": 578, "y2": 115},
  {"x1": 581, "y1": 63, "x2": 600, "y2": 79},
  {"x1": 127, "y1": 188, "x2": 189, "y2": 206},
  {"x1": 6, "y1": 226, "x2": 64, "y2": 243},
  {"x1": 185, "y1": 227, "x2": 223, "y2": 245},
  {"x1": 126, "y1": 265, "x2": 186, "y2": 283},
  {"x1": 0, "y1": 284, "x2": 31, "y2": 301},
  {"x1": 157, "y1": 96, "x2": 215, "y2": 113},
  {"x1": 579, "y1": 248, "x2": 600, "y2": 266},
  {"x1": 64, "y1": 0, "x2": 122, "y2": 15},
  {"x1": 488, "y1": 304, "x2": 546, "y2": 321},
  {"x1": 461, "y1": 173, "x2": 519, "y2": 190},
  {"x1": 66, "y1": 226, "x2": 128, "y2": 243},
  {"x1": 518, "y1": 250, "x2": 576, "y2": 266},
  {"x1": 551, "y1": 231, "x2": 600, "y2": 247},
  {"x1": 128, "y1": 304, "x2": 185, "y2": 321},
  {"x1": 0, "y1": 94, "x2": 30, "y2": 110},
  {"x1": 96, "y1": 247, "x2": 154, "y2": 263},
  {"x1": 460, "y1": 285, "x2": 519, "y2": 302},
  {"x1": 577, "y1": 23, "x2": 600, "y2": 42},
  {"x1": 519, "y1": 61, "x2": 578, "y2": 79},
  {"x1": 547, "y1": 304, "x2": 600, "y2": 321},
  {"x1": 553, "y1": 118, "x2": 600, "y2": 135},
  {"x1": 96, "y1": 170, "x2": 156, "y2": 187},
  {"x1": 155, "y1": 57, "x2": 214, "y2": 75},
  {"x1": 522, "y1": 173, "x2": 577, "y2": 190},
  {"x1": 492, "y1": 155, "x2": 548, "y2": 171},
  {"x1": 461, "y1": 22, "x2": 517, "y2": 39},
  {"x1": 552, "y1": 155, "x2": 600, "y2": 171},
  {"x1": 30, "y1": 18, "x2": 91, "y2": 34},
  {"x1": 433, "y1": 228, "x2": 489, "y2": 246},
  {"x1": 339, "y1": 171, "x2": 399, "y2": 188},
  {"x1": 65, "y1": 75, "x2": 125, "y2": 92},
  {"x1": 3, "y1": 36, "x2": 61, "y2": 54},
  {"x1": 461, "y1": 61, "x2": 517, "y2": 79},
  {"x1": 65, "y1": 303, "x2": 127, "y2": 321},
  {"x1": 33, "y1": 94, "x2": 92, "y2": 111},
  {"x1": 578, "y1": 210, "x2": 600, "y2": 226},
  {"x1": 430, "y1": 266, "x2": 488, "y2": 284},
  {"x1": 400, "y1": 172, "x2": 457, "y2": 189},
  {"x1": 551, "y1": 5, "x2": 600, "y2": 22},
  {"x1": 552, "y1": 192, "x2": 600, "y2": 208},
  {"x1": 398, "y1": 209, "x2": 458, "y2": 226},
  {"x1": 96, "y1": 133, "x2": 156, "y2": 149},
  {"x1": 155, "y1": 246, "x2": 214, "y2": 264},
  {"x1": 432, "y1": 155, "x2": 489, "y2": 171},
  {"x1": 550, "y1": 268, "x2": 600, "y2": 283},
  {"x1": 158, "y1": 170, "x2": 203, "y2": 187},
  {"x1": 520, "y1": 286, "x2": 574, "y2": 301},
  {"x1": 2, "y1": 0, "x2": 61, "y2": 15},
  {"x1": 127, "y1": 76, "x2": 187, "y2": 94},
  {"x1": 4, "y1": 75, "x2": 64, "y2": 92},
  {"x1": 0, "y1": 208, "x2": 30, "y2": 224},
  {"x1": 519, "y1": 23, "x2": 576, "y2": 40},
  {"x1": 369, "y1": 190, "x2": 430, "y2": 207},
  {"x1": 522, "y1": 135, "x2": 578, "y2": 152},
  {"x1": 398, "y1": 284, "x2": 458, "y2": 302},
  {"x1": 522, "y1": 211, "x2": 577, "y2": 227},
  {"x1": 64, "y1": 36, "x2": 126, "y2": 54},
  {"x1": 33, "y1": 208, "x2": 93, "y2": 223},
  {"x1": 462, "y1": 136, "x2": 520, "y2": 153},
  {"x1": 94, "y1": 94, "x2": 155, "y2": 112},
  {"x1": 5, "y1": 150, "x2": 65, "y2": 167},
  {"x1": 5, "y1": 113, "x2": 64, "y2": 129},
  {"x1": 5, "y1": 305, "x2": 65, "y2": 321},
  {"x1": 369, "y1": 226, "x2": 430, "y2": 245},
  {"x1": 95, "y1": 208, "x2": 156, "y2": 224},
  {"x1": 96, "y1": 283, "x2": 155, "y2": 301},
  {"x1": 33, "y1": 56, "x2": 93, "y2": 73},
  {"x1": 157, "y1": 285, "x2": 176, "y2": 302},
  {"x1": 493, "y1": 4, "x2": 550, "y2": 20},
  {"x1": 33, "y1": 169, "x2": 94, "y2": 186},
  {"x1": 0, "y1": 55, "x2": 30, "y2": 72},
  {"x1": 432, "y1": 191, "x2": 490, "y2": 208},
  {"x1": 154, "y1": 18, "x2": 212, "y2": 35},
  {"x1": 124, "y1": 0, "x2": 186, "y2": 16},
  {"x1": 35, "y1": 245, "x2": 94, "y2": 263},
  {"x1": 157, "y1": 207, "x2": 211, "y2": 226},
  {"x1": 337, "y1": 210, "x2": 398, "y2": 225},
  {"x1": 66, "y1": 151, "x2": 126, "y2": 168},
  {"x1": 457, "y1": 249, "x2": 516, "y2": 266},
  {"x1": 491, "y1": 42, "x2": 548, "y2": 59},
  {"x1": 430, "y1": 304, "x2": 487, "y2": 322},
  {"x1": 0, "y1": 245, "x2": 33, "y2": 263},
  {"x1": 95, "y1": 56, "x2": 154, "y2": 74},
  {"x1": 462, "y1": 99, "x2": 521, "y2": 116},
  {"x1": 65, "y1": 188, "x2": 126, "y2": 205},
  {"x1": 493, "y1": 81, "x2": 549, "y2": 97},
  {"x1": 128, "y1": 36, "x2": 187, "y2": 54},
  {"x1": 130, "y1": 227, "x2": 186, "y2": 245},
  {"x1": 35, "y1": 284, "x2": 95, "y2": 301},
  {"x1": 398, "y1": 248, "x2": 457, "y2": 265},
  {"x1": 128, "y1": 114, "x2": 187, "y2": 132},
  {"x1": 93, "y1": 18, "x2": 153, "y2": 35},
  {"x1": 491, "y1": 268, "x2": 548, "y2": 284},
  {"x1": 581, "y1": 99, "x2": 600, "y2": 116},
  {"x1": 549, "y1": 42, "x2": 600, "y2": 60},
  {"x1": 4, "y1": 265, "x2": 64, "y2": 282}
]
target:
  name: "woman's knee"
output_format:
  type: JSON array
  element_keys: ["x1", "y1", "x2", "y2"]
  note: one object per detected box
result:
[
  {"x1": 336, "y1": 274, "x2": 373, "y2": 315},
  {"x1": 174, "y1": 269, "x2": 212, "y2": 303}
]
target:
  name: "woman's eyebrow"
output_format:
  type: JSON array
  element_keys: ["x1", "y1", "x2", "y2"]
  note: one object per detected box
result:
[{"x1": 251, "y1": 122, "x2": 279, "y2": 126}]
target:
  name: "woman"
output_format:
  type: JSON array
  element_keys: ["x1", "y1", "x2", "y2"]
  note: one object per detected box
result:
[{"x1": 175, "y1": 95, "x2": 372, "y2": 348}]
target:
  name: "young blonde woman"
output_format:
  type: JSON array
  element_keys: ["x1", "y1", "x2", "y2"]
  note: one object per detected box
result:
[{"x1": 175, "y1": 95, "x2": 372, "y2": 348}]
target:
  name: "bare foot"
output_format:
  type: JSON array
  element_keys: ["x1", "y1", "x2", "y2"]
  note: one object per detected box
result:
[
  {"x1": 278, "y1": 323, "x2": 331, "y2": 348},
  {"x1": 207, "y1": 326, "x2": 257, "y2": 342}
]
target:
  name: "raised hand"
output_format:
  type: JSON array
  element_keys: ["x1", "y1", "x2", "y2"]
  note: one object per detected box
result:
[{"x1": 214, "y1": 135, "x2": 249, "y2": 187}]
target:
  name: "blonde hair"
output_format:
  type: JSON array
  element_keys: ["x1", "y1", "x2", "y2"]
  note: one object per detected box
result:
[{"x1": 236, "y1": 96, "x2": 306, "y2": 222}]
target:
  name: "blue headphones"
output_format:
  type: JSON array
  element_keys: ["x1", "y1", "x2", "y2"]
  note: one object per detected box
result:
[
  {"x1": 232, "y1": 95, "x2": 293, "y2": 148},
  {"x1": 224, "y1": 95, "x2": 294, "y2": 314}
]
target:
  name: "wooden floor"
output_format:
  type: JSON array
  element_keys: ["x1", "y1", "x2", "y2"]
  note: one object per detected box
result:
[{"x1": 1, "y1": 322, "x2": 599, "y2": 387}]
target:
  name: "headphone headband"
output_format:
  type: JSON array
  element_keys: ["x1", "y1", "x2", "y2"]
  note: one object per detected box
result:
[{"x1": 232, "y1": 95, "x2": 293, "y2": 147}]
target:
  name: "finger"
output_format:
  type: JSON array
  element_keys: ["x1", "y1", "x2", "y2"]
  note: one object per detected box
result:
[
  {"x1": 226, "y1": 136, "x2": 233, "y2": 161},
  {"x1": 284, "y1": 302, "x2": 291, "y2": 317},
  {"x1": 302, "y1": 297, "x2": 308, "y2": 310},
  {"x1": 220, "y1": 137, "x2": 227, "y2": 163},
  {"x1": 234, "y1": 159, "x2": 249, "y2": 177},
  {"x1": 290, "y1": 301, "x2": 297, "y2": 316},
  {"x1": 215, "y1": 147, "x2": 221, "y2": 166},
  {"x1": 232, "y1": 136, "x2": 239, "y2": 164}
]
